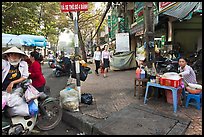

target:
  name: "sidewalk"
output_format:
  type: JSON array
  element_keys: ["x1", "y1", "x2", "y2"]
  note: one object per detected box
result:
[{"x1": 62, "y1": 62, "x2": 202, "y2": 135}]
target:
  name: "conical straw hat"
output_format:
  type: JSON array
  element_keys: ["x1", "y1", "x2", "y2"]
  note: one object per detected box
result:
[{"x1": 2, "y1": 46, "x2": 26, "y2": 56}]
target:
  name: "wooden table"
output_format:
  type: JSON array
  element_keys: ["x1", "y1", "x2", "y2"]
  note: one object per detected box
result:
[{"x1": 134, "y1": 78, "x2": 149, "y2": 99}]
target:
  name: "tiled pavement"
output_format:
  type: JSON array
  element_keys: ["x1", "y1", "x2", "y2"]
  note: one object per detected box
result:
[{"x1": 76, "y1": 62, "x2": 202, "y2": 135}]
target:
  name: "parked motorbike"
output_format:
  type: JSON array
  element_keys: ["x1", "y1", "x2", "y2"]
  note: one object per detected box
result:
[
  {"x1": 155, "y1": 50, "x2": 180, "y2": 74},
  {"x1": 187, "y1": 49, "x2": 202, "y2": 77},
  {"x1": 48, "y1": 59, "x2": 56, "y2": 68},
  {"x1": 53, "y1": 59, "x2": 72, "y2": 77},
  {"x1": 2, "y1": 80, "x2": 62, "y2": 135}
]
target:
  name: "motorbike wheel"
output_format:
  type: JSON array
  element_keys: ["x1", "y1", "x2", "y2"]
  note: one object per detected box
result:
[
  {"x1": 55, "y1": 70, "x2": 61, "y2": 77},
  {"x1": 36, "y1": 100, "x2": 62, "y2": 131}
]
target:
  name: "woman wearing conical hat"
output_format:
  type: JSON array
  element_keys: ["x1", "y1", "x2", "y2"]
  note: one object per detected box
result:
[{"x1": 2, "y1": 47, "x2": 29, "y2": 93}]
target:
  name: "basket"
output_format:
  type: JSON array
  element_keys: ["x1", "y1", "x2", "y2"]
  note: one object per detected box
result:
[
  {"x1": 165, "y1": 89, "x2": 182, "y2": 105},
  {"x1": 160, "y1": 77, "x2": 182, "y2": 88},
  {"x1": 186, "y1": 86, "x2": 202, "y2": 94}
]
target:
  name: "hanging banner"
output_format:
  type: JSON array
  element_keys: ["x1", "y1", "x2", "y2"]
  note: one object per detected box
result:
[{"x1": 61, "y1": 2, "x2": 88, "y2": 12}]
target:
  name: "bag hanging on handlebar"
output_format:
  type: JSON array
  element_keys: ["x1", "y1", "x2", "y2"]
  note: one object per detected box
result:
[
  {"x1": 24, "y1": 85, "x2": 42, "y2": 102},
  {"x1": 28, "y1": 100, "x2": 38, "y2": 116}
]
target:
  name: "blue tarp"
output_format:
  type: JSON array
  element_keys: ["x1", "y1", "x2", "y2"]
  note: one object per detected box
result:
[
  {"x1": 2, "y1": 33, "x2": 24, "y2": 48},
  {"x1": 2, "y1": 33, "x2": 48, "y2": 48}
]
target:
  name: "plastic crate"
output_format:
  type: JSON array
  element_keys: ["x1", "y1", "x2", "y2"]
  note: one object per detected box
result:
[{"x1": 160, "y1": 77, "x2": 182, "y2": 88}]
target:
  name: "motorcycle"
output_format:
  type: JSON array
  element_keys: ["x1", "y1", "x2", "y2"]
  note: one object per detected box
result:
[
  {"x1": 53, "y1": 59, "x2": 72, "y2": 77},
  {"x1": 155, "y1": 50, "x2": 180, "y2": 74},
  {"x1": 188, "y1": 49, "x2": 202, "y2": 77},
  {"x1": 48, "y1": 58, "x2": 56, "y2": 68},
  {"x1": 2, "y1": 80, "x2": 62, "y2": 135}
]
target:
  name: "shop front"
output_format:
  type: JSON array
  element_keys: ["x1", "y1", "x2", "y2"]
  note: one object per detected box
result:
[{"x1": 158, "y1": 2, "x2": 202, "y2": 56}]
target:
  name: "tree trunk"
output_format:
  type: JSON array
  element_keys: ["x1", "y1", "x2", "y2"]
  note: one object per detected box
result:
[
  {"x1": 78, "y1": 27, "x2": 87, "y2": 62},
  {"x1": 144, "y1": 2, "x2": 155, "y2": 68}
]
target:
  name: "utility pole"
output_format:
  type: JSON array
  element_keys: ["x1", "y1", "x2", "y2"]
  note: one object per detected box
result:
[
  {"x1": 61, "y1": 2, "x2": 88, "y2": 103},
  {"x1": 73, "y1": 11, "x2": 81, "y2": 102},
  {"x1": 144, "y1": 2, "x2": 155, "y2": 68}
]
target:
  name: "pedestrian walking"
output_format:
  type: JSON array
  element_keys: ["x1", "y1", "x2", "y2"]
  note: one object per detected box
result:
[
  {"x1": 101, "y1": 45, "x2": 111, "y2": 78},
  {"x1": 93, "y1": 46, "x2": 101, "y2": 76}
]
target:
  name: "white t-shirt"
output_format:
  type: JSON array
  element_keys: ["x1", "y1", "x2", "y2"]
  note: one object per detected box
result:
[{"x1": 93, "y1": 51, "x2": 101, "y2": 61}]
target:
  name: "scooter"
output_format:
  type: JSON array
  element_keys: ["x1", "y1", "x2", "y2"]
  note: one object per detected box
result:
[
  {"x1": 155, "y1": 50, "x2": 180, "y2": 74},
  {"x1": 188, "y1": 49, "x2": 202, "y2": 77},
  {"x1": 2, "y1": 80, "x2": 62, "y2": 135},
  {"x1": 48, "y1": 58, "x2": 56, "y2": 68},
  {"x1": 53, "y1": 59, "x2": 72, "y2": 77}
]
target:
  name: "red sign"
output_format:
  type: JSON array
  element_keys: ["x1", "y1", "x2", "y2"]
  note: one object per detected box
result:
[
  {"x1": 61, "y1": 2, "x2": 88, "y2": 12},
  {"x1": 159, "y1": 2, "x2": 176, "y2": 12}
]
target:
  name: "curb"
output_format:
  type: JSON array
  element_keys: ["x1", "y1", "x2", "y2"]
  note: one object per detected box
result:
[
  {"x1": 62, "y1": 110, "x2": 103, "y2": 135},
  {"x1": 62, "y1": 102, "x2": 191, "y2": 135}
]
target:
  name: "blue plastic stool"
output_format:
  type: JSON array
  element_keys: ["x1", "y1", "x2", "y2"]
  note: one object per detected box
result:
[{"x1": 185, "y1": 92, "x2": 202, "y2": 110}]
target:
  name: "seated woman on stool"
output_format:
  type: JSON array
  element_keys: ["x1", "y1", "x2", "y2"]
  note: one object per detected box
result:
[{"x1": 178, "y1": 57, "x2": 197, "y2": 86}]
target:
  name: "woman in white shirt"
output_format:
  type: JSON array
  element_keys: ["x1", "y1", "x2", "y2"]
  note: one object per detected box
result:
[
  {"x1": 2, "y1": 47, "x2": 29, "y2": 93},
  {"x1": 93, "y1": 46, "x2": 101, "y2": 75}
]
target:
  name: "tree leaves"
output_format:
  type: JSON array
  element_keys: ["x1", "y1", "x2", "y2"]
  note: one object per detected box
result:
[{"x1": 2, "y1": 2, "x2": 108, "y2": 58}]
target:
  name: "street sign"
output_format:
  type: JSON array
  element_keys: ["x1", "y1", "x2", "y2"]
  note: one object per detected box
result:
[{"x1": 61, "y1": 2, "x2": 88, "y2": 12}]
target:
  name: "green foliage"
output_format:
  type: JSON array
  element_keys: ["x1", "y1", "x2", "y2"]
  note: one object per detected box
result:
[
  {"x1": 2, "y1": 2, "x2": 107, "y2": 53},
  {"x1": 2, "y1": 2, "x2": 68, "y2": 47}
]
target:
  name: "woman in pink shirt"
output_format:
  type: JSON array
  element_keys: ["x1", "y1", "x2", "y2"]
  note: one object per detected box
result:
[{"x1": 101, "y1": 45, "x2": 111, "y2": 78}]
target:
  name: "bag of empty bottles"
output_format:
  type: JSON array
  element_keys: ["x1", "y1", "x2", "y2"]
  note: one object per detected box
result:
[
  {"x1": 60, "y1": 87, "x2": 79, "y2": 112},
  {"x1": 81, "y1": 93, "x2": 93, "y2": 105}
]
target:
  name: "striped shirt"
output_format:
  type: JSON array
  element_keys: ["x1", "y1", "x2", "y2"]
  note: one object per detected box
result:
[{"x1": 178, "y1": 65, "x2": 197, "y2": 84}]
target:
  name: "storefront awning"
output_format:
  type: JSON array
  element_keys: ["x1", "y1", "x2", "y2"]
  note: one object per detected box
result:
[
  {"x1": 2, "y1": 33, "x2": 48, "y2": 48},
  {"x1": 161, "y1": 2, "x2": 202, "y2": 21}
]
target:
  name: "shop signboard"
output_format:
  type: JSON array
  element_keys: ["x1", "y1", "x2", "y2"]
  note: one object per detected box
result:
[
  {"x1": 159, "y1": 2, "x2": 176, "y2": 13},
  {"x1": 134, "y1": 2, "x2": 144, "y2": 24},
  {"x1": 161, "y1": 35, "x2": 166, "y2": 46},
  {"x1": 132, "y1": 2, "x2": 159, "y2": 35},
  {"x1": 130, "y1": 22, "x2": 144, "y2": 36},
  {"x1": 111, "y1": 7, "x2": 118, "y2": 39}
]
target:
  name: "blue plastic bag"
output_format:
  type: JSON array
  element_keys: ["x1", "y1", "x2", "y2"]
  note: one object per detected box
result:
[{"x1": 28, "y1": 100, "x2": 38, "y2": 116}]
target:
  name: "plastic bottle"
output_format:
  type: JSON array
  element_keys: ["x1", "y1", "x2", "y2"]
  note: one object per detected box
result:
[
  {"x1": 150, "y1": 63, "x2": 157, "y2": 83},
  {"x1": 140, "y1": 67, "x2": 146, "y2": 79},
  {"x1": 136, "y1": 67, "x2": 141, "y2": 79}
]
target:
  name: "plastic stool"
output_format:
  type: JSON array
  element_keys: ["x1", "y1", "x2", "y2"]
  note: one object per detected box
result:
[{"x1": 185, "y1": 92, "x2": 202, "y2": 110}]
